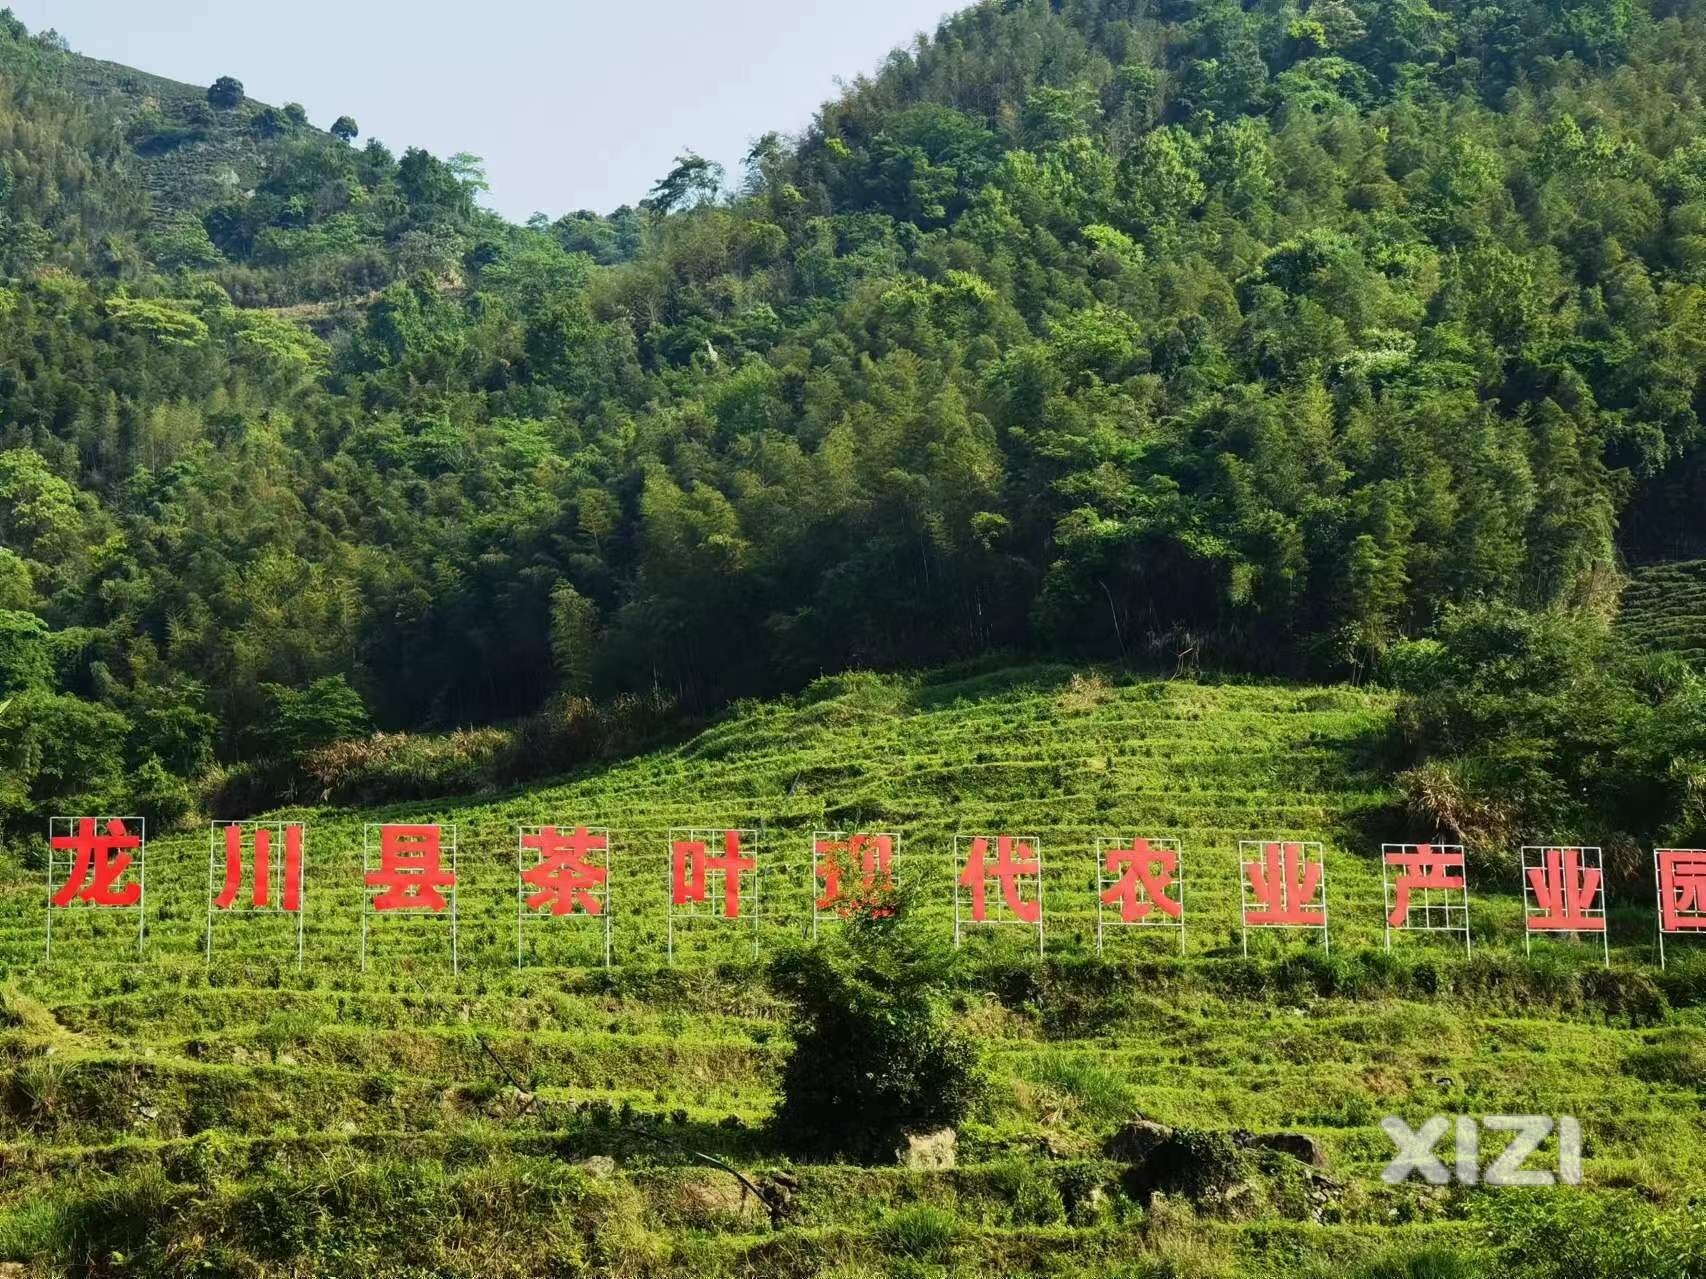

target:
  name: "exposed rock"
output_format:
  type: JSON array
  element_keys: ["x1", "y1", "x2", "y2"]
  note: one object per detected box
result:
[
  {"x1": 1106, "y1": 1118, "x2": 1175, "y2": 1164},
  {"x1": 481, "y1": 1085, "x2": 538, "y2": 1120},
  {"x1": 757, "y1": 1174, "x2": 796, "y2": 1220},
  {"x1": 1214, "y1": 1179, "x2": 1258, "y2": 1214},
  {"x1": 1248, "y1": 1131, "x2": 1326, "y2": 1168},
  {"x1": 1112, "y1": 1124, "x2": 1340, "y2": 1220},
  {"x1": 674, "y1": 1172, "x2": 767, "y2": 1226},
  {"x1": 576, "y1": 1155, "x2": 616, "y2": 1178},
  {"x1": 1036, "y1": 1131, "x2": 1091, "y2": 1159},
  {"x1": 1123, "y1": 1128, "x2": 1249, "y2": 1207},
  {"x1": 897, "y1": 1127, "x2": 957, "y2": 1170},
  {"x1": 1062, "y1": 1178, "x2": 1108, "y2": 1225}
]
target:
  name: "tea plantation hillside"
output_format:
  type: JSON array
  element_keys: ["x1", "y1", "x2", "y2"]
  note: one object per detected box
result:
[
  {"x1": 1620, "y1": 560, "x2": 1706, "y2": 668},
  {"x1": 0, "y1": 667, "x2": 1702, "y2": 1278},
  {"x1": 0, "y1": 22, "x2": 355, "y2": 228}
]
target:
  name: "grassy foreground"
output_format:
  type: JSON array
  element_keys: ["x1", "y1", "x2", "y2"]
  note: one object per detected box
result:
[{"x1": 0, "y1": 665, "x2": 1702, "y2": 1277}]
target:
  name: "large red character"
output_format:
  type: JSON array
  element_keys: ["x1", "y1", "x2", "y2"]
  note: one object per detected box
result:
[
  {"x1": 1524, "y1": 847, "x2": 1605, "y2": 932},
  {"x1": 672, "y1": 829, "x2": 754, "y2": 919},
  {"x1": 815, "y1": 833, "x2": 895, "y2": 912},
  {"x1": 958, "y1": 835, "x2": 1041, "y2": 923},
  {"x1": 1657, "y1": 849, "x2": 1706, "y2": 934},
  {"x1": 1242, "y1": 841, "x2": 1326, "y2": 928},
  {"x1": 51, "y1": 818, "x2": 142, "y2": 908},
  {"x1": 214, "y1": 824, "x2": 303, "y2": 912},
  {"x1": 366, "y1": 824, "x2": 455, "y2": 912},
  {"x1": 1100, "y1": 839, "x2": 1181, "y2": 923},
  {"x1": 522, "y1": 825, "x2": 608, "y2": 916},
  {"x1": 1384, "y1": 843, "x2": 1465, "y2": 929}
]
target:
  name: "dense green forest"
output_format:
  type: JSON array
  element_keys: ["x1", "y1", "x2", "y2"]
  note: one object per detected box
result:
[{"x1": 5, "y1": 0, "x2": 1706, "y2": 837}]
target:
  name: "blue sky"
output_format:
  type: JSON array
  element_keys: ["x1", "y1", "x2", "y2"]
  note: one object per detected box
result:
[{"x1": 7, "y1": 0, "x2": 956, "y2": 220}]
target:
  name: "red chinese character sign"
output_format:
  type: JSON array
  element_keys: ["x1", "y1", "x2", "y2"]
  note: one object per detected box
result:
[
  {"x1": 206, "y1": 822, "x2": 306, "y2": 965},
  {"x1": 667, "y1": 828, "x2": 758, "y2": 961},
  {"x1": 812, "y1": 831, "x2": 898, "y2": 937},
  {"x1": 362, "y1": 823, "x2": 458, "y2": 974},
  {"x1": 46, "y1": 817, "x2": 145, "y2": 958},
  {"x1": 517, "y1": 824, "x2": 611, "y2": 968},
  {"x1": 1654, "y1": 849, "x2": 1706, "y2": 969},
  {"x1": 1240, "y1": 841, "x2": 1328, "y2": 955},
  {"x1": 1096, "y1": 837, "x2": 1184, "y2": 953},
  {"x1": 954, "y1": 834, "x2": 1044, "y2": 955},
  {"x1": 1382, "y1": 843, "x2": 1470, "y2": 953},
  {"x1": 1521, "y1": 846, "x2": 1608, "y2": 967}
]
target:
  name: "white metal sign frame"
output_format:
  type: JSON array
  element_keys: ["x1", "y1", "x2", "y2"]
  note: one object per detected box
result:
[
  {"x1": 46, "y1": 816, "x2": 146, "y2": 961},
  {"x1": 1095, "y1": 835, "x2": 1185, "y2": 954},
  {"x1": 1520, "y1": 845, "x2": 1608, "y2": 968},
  {"x1": 361, "y1": 823, "x2": 459, "y2": 975},
  {"x1": 811, "y1": 830, "x2": 900, "y2": 939},
  {"x1": 517, "y1": 823, "x2": 613, "y2": 969},
  {"x1": 1238, "y1": 839, "x2": 1329, "y2": 957},
  {"x1": 1653, "y1": 848, "x2": 1706, "y2": 969},
  {"x1": 952, "y1": 833, "x2": 1045, "y2": 957},
  {"x1": 205, "y1": 821, "x2": 306, "y2": 967},
  {"x1": 1381, "y1": 842, "x2": 1471, "y2": 954},
  {"x1": 666, "y1": 827, "x2": 760, "y2": 963}
]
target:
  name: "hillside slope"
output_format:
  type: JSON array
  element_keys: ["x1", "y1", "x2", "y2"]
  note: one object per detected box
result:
[
  {"x1": 0, "y1": 16, "x2": 360, "y2": 238},
  {"x1": 32, "y1": 49, "x2": 301, "y2": 222},
  {"x1": 17, "y1": 0, "x2": 1706, "y2": 843},
  {"x1": 3, "y1": 667, "x2": 1700, "y2": 1277}
]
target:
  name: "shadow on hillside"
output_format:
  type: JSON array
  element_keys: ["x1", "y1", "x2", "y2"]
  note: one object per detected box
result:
[
  {"x1": 914, "y1": 667, "x2": 1072, "y2": 710},
  {"x1": 1298, "y1": 709, "x2": 1408, "y2": 856},
  {"x1": 536, "y1": 1107, "x2": 776, "y2": 1165},
  {"x1": 911, "y1": 659, "x2": 1169, "y2": 711}
]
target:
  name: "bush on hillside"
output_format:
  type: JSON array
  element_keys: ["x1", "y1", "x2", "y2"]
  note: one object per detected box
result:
[
  {"x1": 298, "y1": 727, "x2": 508, "y2": 806},
  {"x1": 768, "y1": 895, "x2": 983, "y2": 1163},
  {"x1": 206, "y1": 76, "x2": 243, "y2": 109},
  {"x1": 1354, "y1": 1245, "x2": 1484, "y2": 1279},
  {"x1": 258, "y1": 676, "x2": 370, "y2": 763},
  {"x1": 0, "y1": 690, "x2": 128, "y2": 834},
  {"x1": 1388, "y1": 603, "x2": 1706, "y2": 875},
  {"x1": 497, "y1": 691, "x2": 677, "y2": 784},
  {"x1": 259, "y1": 689, "x2": 680, "y2": 809}
]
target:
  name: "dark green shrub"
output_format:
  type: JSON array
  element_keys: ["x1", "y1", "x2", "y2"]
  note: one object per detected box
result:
[
  {"x1": 1389, "y1": 603, "x2": 1706, "y2": 863},
  {"x1": 257, "y1": 676, "x2": 370, "y2": 762},
  {"x1": 206, "y1": 75, "x2": 244, "y2": 109},
  {"x1": 1655, "y1": 950, "x2": 1706, "y2": 1006},
  {"x1": 768, "y1": 895, "x2": 983, "y2": 1162}
]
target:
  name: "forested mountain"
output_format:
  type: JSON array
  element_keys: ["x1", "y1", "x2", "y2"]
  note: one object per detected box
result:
[{"x1": 5, "y1": 0, "x2": 1706, "y2": 832}]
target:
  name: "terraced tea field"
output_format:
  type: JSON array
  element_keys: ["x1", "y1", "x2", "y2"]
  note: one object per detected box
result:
[
  {"x1": 1620, "y1": 559, "x2": 1706, "y2": 667},
  {"x1": 1, "y1": 666, "x2": 1701, "y2": 1277}
]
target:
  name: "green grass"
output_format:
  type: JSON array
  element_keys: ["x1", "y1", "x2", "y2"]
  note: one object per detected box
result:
[{"x1": 0, "y1": 664, "x2": 1701, "y2": 1277}]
